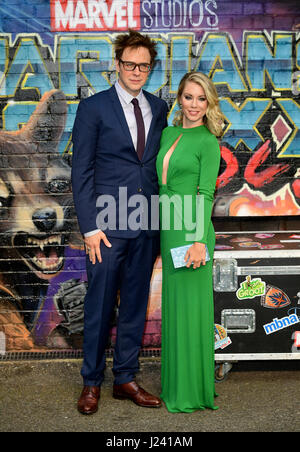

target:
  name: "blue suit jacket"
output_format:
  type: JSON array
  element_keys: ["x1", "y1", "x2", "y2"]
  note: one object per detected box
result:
[{"x1": 71, "y1": 86, "x2": 168, "y2": 238}]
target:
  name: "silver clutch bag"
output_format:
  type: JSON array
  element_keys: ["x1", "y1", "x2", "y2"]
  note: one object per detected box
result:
[{"x1": 170, "y1": 244, "x2": 210, "y2": 269}]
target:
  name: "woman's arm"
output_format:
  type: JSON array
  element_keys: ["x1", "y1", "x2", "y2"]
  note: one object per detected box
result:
[{"x1": 185, "y1": 135, "x2": 220, "y2": 269}]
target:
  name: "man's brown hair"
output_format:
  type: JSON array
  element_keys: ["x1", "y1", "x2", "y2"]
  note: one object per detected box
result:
[{"x1": 114, "y1": 29, "x2": 157, "y2": 64}]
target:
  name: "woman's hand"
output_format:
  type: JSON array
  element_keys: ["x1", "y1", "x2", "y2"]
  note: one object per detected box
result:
[
  {"x1": 184, "y1": 242, "x2": 207, "y2": 269},
  {"x1": 84, "y1": 231, "x2": 112, "y2": 265}
]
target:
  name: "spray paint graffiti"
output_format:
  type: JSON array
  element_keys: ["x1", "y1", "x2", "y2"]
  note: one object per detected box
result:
[
  {"x1": 0, "y1": 0, "x2": 300, "y2": 351},
  {"x1": 1, "y1": 31, "x2": 299, "y2": 211},
  {"x1": 0, "y1": 90, "x2": 79, "y2": 350}
]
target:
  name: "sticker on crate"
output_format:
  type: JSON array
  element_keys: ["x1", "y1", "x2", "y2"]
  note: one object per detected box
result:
[
  {"x1": 215, "y1": 244, "x2": 234, "y2": 250},
  {"x1": 263, "y1": 314, "x2": 300, "y2": 335},
  {"x1": 255, "y1": 233, "x2": 275, "y2": 239},
  {"x1": 230, "y1": 236, "x2": 255, "y2": 243},
  {"x1": 238, "y1": 241, "x2": 262, "y2": 248},
  {"x1": 261, "y1": 285, "x2": 291, "y2": 309},
  {"x1": 293, "y1": 331, "x2": 300, "y2": 348},
  {"x1": 214, "y1": 324, "x2": 232, "y2": 350},
  {"x1": 236, "y1": 276, "x2": 266, "y2": 300}
]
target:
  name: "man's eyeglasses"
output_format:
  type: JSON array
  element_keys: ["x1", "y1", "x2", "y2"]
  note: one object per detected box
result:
[{"x1": 119, "y1": 59, "x2": 151, "y2": 73}]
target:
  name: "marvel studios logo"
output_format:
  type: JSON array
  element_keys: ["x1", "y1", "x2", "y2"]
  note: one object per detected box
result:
[
  {"x1": 51, "y1": 0, "x2": 140, "y2": 32},
  {"x1": 0, "y1": 332, "x2": 6, "y2": 356}
]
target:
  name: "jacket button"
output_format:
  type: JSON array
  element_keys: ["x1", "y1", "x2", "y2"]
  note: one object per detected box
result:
[{"x1": 138, "y1": 188, "x2": 142, "y2": 192}]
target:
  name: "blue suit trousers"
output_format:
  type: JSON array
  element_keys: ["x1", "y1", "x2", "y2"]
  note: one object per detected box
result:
[{"x1": 81, "y1": 232, "x2": 159, "y2": 386}]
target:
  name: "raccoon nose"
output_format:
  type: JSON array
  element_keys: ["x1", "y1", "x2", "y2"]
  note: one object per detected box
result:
[{"x1": 32, "y1": 208, "x2": 57, "y2": 232}]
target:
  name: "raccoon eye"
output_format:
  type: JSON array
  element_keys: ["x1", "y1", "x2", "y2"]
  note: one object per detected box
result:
[
  {"x1": 0, "y1": 197, "x2": 8, "y2": 208},
  {"x1": 0, "y1": 197, "x2": 9, "y2": 218},
  {"x1": 47, "y1": 178, "x2": 71, "y2": 193}
]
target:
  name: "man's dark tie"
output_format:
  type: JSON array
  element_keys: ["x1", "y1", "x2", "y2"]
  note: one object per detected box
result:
[{"x1": 132, "y1": 98, "x2": 145, "y2": 161}]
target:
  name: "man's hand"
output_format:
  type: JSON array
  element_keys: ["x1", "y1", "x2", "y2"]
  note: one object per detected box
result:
[{"x1": 84, "y1": 231, "x2": 112, "y2": 265}]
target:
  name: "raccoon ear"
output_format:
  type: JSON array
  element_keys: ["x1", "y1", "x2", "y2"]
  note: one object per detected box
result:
[{"x1": 22, "y1": 89, "x2": 67, "y2": 153}]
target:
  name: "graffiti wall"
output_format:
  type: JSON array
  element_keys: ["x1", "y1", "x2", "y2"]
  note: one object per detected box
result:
[{"x1": 0, "y1": 0, "x2": 299, "y2": 353}]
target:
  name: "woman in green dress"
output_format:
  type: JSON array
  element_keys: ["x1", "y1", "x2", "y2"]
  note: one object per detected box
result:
[{"x1": 156, "y1": 72, "x2": 224, "y2": 413}]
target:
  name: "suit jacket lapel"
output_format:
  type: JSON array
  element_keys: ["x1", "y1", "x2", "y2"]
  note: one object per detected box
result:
[
  {"x1": 142, "y1": 90, "x2": 159, "y2": 161},
  {"x1": 108, "y1": 86, "x2": 136, "y2": 155}
]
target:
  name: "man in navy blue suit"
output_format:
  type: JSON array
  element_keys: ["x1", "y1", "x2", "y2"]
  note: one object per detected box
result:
[{"x1": 72, "y1": 30, "x2": 168, "y2": 415}]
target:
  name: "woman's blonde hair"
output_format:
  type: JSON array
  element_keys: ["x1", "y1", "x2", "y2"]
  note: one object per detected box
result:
[{"x1": 173, "y1": 72, "x2": 225, "y2": 138}]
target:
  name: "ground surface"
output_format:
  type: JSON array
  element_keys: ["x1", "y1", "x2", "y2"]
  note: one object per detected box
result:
[{"x1": 0, "y1": 359, "x2": 299, "y2": 433}]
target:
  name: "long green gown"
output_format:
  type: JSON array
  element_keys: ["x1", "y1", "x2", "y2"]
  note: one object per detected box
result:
[{"x1": 156, "y1": 124, "x2": 221, "y2": 413}]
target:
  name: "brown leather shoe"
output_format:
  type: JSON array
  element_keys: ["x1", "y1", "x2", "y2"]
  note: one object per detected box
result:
[
  {"x1": 77, "y1": 386, "x2": 100, "y2": 415},
  {"x1": 113, "y1": 381, "x2": 161, "y2": 408}
]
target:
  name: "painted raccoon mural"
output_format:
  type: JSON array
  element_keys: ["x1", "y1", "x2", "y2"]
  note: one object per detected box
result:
[{"x1": 0, "y1": 90, "x2": 80, "y2": 351}]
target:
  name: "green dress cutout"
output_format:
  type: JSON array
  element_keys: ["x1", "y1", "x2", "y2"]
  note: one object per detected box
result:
[{"x1": 156, "y1": 125, "x2": 221, "y2": 413}]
